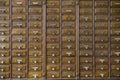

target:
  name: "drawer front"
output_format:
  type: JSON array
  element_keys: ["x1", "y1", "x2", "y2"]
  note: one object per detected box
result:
[
  {"x1": 62, "y1": 64, "x2": 76, "y2": 71},
  {"x1": 47, "y1": 50, "x2": 59, "y2": 56},
  {"x1": 47, "y1": 43, "x2": 59, "y2": 49},
  {"x1": 29, "y1": 36, "x2": 42, "y2": 42},
  {"x1": 80, "y1": 71, "x2": 93, "y2": 77},
  {"x1": 95, "y1": 50, "x2": 108, "y2": 56},
  {"x1": 0, "y1": 43, "x2": 9, "y2": 50},
  {"x1": 0, "y1": 58, "x2": 10, "y2": 64},
  {"x1": 29, "y1": 43, "x2": 41, "y2": 50},
  {"x1": 0, "y1": 51, "x2": 9, "y2": 57},
  {"x1": 12, "y1": 64, "x2": 26, "y2": 71},
  {"x1": 29, "y1": 15, "x2": 42, "y2": 21},
  {"x1": 28, "y1": 72, "x2": 42, "y2": 78},
  {"x1": 80, "y1": 63, "x2": 93, "y2": 70},
  {"x1": 80, "y1": 50, "x2": 93, "y2": 56},
  {"x1": 29, "y1": 65, "x2": 42, "y2": 71},
  {"x1": 12, "y1": 43, "x2": 26, "y2": 50},
  {"x1": 95, "y1": 43, "x2": 108, "y2": 49},
  {"x1": 95, "y1": 71, "x2": 109, "y2": 77},
  {"x1": 0, "y1": 21, "x2": 9, "y2": 28},
  {"x1": 95, "y1": 57, "x2": 108, "y2": 63},
  {"x1": 95, "y1": 36, "x2": 108, "y2": 42},
  {"x1": 80, "y1": 57, "x2": 93, "y2": 63},
  {"x1": 47, "y1": 36, "x2": 59, "y2": 43},
  {"x1": 29, "y1": 0, "x2": 42, "y2": 6},
  {"x1": 12, "y1": 57, "x2": 26, "y2": 64},
  {"x1": 62, "y1": 71, "x2": 76, "y2": 78},
  {"x1": 12, "y1": 15, "x2": 26, "y2": 21},
  {"x1": 47, "y1": 15, "x2": 59, "y2": 21},
  {"x1": 47, "y1": 65, "x2": 60, "y2": 71},
  {"x1": 12, "y1": 7, "x2": 26, "y2": 13},
  {"x1": 95, "y1": 1, "x2": 108, "y2": 7},
  {"x1": 95, "y1": 30, "x2": 108, "y2": 35},
  {"x1": 12, "y1": 36, "x2": 26, "y2": 42},
  {"x1": 29, "y1": 29, "x2": 42, "y2": 35},
  {"x1": 80, "y1": 29, "x2": 93, "y2": 35},
  {"x1": 12, "y1": 50, "x2": 26, "y2": 57},
  {"x1": 62, "y1": 29, "x2": 75, "y2": 35},
  {"x1": 95, "y1": 22, "x2": 108, "y2": 29},
  {"x1": 47, "y1": 1, "x2": 60, "y2": 7},
  {"x1": 62, "y1": 36, "x2": 75, "y2": 42},
  {"x1": 80, "y1": 36, "x2": 93, "y2": 42},
  {"x1": 47, "y1": 8, "x2": 59, "y2": 14},
  {"x1": 95, "y1": 15, "x2": 108, "y2": 21},
  {"x1": 12, "y1": 0, "x2": 26, "y2": 6},
  {"x1": 47, "y1": 57, "x2": 59, "y2": 64},
  {"x1": 0, "y1": 65, "x2": 10, "y2": 72},
  {"x1": 111, "y1": 15, "x2": 120, "y2": 21},
  {"x1": 80, "y1": 43, "x2": 93, "y2": 50},
  {"x1": 29, "y1": 7, "x2": 42, "y2": 13},
  {"x1": 96, "y1": 64, "x2": 109, "y2": 70},
  {"x1": 62, "y1": 15, "x2": 75, "y2": 21},
  {"x1": 0, "y1": 14, "x2": 9, "y2": 20},
  {"x1": 111, "y1": 8, "x2": 120, "y2": 14},
  {"x1": 13, "y1": 22, "x2": 26, "y2": 28},
  {"x1": 95, "y1": 8, "x2": 108, "y2": 14},
  {"x1": 80, "y1": 15, "x2": 92, "y2": 21},
  {"x1": 29, "y1": 21, "x2": 42, "y2": 28},
  {"x1": 29, "y1": 51, "x2": 42, "y2": 57},
  {"x1": 79, "y1": 1, "x2": 93, "y2": 7},
  {"x1": 111, "y1": 1, "x2": 120, "y2": 7},
  {"x1": 62, "y1": 1, "x2": 75, "y2": 6},
  {"x1": 29, "y1": 58, "x2": 42, "y2": 64},
  {"x1": 12, "y1": 72, "x2": 26, "y2": 78},
  {"x1": 62, "y1": 8, "x2": 75, "y2": 14},
  {"x1": 62, "y1": 43, "x2": 75, "y2": 49},
  {"x1": 62, "y1": 22, "x2": 75, "y2": 28},
  {"x1": 111, "y1": 70, "x2": 120, "y2": 77},
  {"x1": 80, "y1": 8, "x2": 92, "y2": 14},
  {"x1": 0, "y1": 30, "x2": 9, "y2": 35},
  {"x1": 12, "y1": 29, "x2": 26, "y2": 35},
  {"x1": 62, "y1": 50, "x2": 76, "y2": 57},
  {"x1": 0, "y1": 0, "x2": 9, "y2": 6},
  {"x1": 0, "y1": 72, "x2": 10, "y2": 79},
  {"x1": 0, "y1": 7, "x2": 9, "y2": 14},
  {"x1": 0, "y1": 36, "x2": 9, "y2": 42},
  {"x1": 47, "y1": 22, "x2": 59, "y2": 28},
  {"x1": 47, "y1": 71, "x2": 60, "y2": 78},
  {"x1": 62, "y1": 57, "x2": 75, "y2": 64}
]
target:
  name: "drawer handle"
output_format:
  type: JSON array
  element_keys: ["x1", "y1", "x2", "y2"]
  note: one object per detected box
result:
[
  {"x1": 17, "y1": 53, "x2": 21, "y2": 56},
  {"x1": 85, "y1": 74, "x2": 88, "y2": 77},
  {"x1": 32, "y1": 67, "x2": 38, "y2": 71},
  {"x1": 33, "y1": 53, "x2": 37, "y2": 57},
  {"x1": 66, "y1": 52, "x2": 72, "y2": 56},
  {"x1": 99, "y1": 59, "x2": 105, "y2": 63},
  {"x1": 85, "y1": 60, "x2": 89, "y2": 63},
  {"x1": 0, "y1": 9, "x2": 6, "y2": 13},
  {"x1": 100, "y1": 73, "x2": 104, "y2": 77},
  {"x1": 0, "y1": 31, "x2": 5, "y2": 35},
  {"x1": 0, "y1": 45, "x2": 6, "y2": 49},
  {"x1": 85, "y1": 53, "x2": 89, "y2": 56},
  {"x1": 115, "y1": 2, "x2": 120, "y2": 5},
  {"x1": 84, "y1": 66, "x2": 89, "y2": 70},
  {"x1": 67, "y1": 67, "x2": 71, "y2": 70},
  {"x1": 100, "y1": 67, "x2": 104, "y2": 70},
  {"x1": 65, "y1": 9, "x2": 72, "y2": 13},
  {"x1": 52, "y1": 74, "x2": 55, "y2": 78},
  {"x1": 115, "y1": 59, "x2": 120, "y2": 63},
  {"x1": 51, "y1": 67, "x2": 55, "y2": 71},
  {"x1": 0, "y1": 76, "x2": 4, "y2": 79},
  {"x1": 33, "y1": 31, "x2": 39, "y2": 35},
  {"x1": 33, "y1": 74, "x2": 38, "y2": 78},
  {"x1": 0, "y1": 61, "x2": 4, "y2": 64},
  {"x1": 115, "y1": 31, "x2": 120, "y2": 35},
  {"x1": 0, "y1": 53, "x2": 5, "y2": 57},
  {"x1": 33, "y1": 60, "x2": 37, "y2": 64},
  {"x1": 32, "y1": 2, "x2": 38, "y2": 5},
  {"x1": 51, "y1": 46, "x2": 55, "y2": 49},
  {"x1": 116, "y1": 67, "x2": 120, "y2": 71},
  {"x1": 16, "y1": 23, "x2": 23, "y2": 27},
  {"x1": 17, "y1": 60, "x2": 22, "y2": 64},
  {"x1": 16, "y1": 16, "x2": 22, "y2": 20},
  {"x1": 17, "y1": 45, "x2": 23, "y2": 49},
  {"x1": 52, "y1": 53, "x2": 55, "y2": 57},
  {"x1": 114, "y1": 38, "x2": 120, "y2": 42},
  {"x1": 16, "y1": 2, "x2": 23, "y2": 5},
  {"x1": 67, "y1": 75, "x2": 71, "y2": 78},
  {"x1": 67, "y1": 45, "x2": 72, "y2": 49},
  {"x1": 16, "y1": 9, "x2": 23, "y2": 13},
  {"x1": 0, "y1": 68, "x2": 4, "y2": 72},
  {"x1": 52, "y1": 60, "x2": 55, "y2": 64},
  {"x1": 115, "y1": 52, "x2": 120, "y2": 56},
  {"x1": 0, "y1": 23, "x2": 6, "y2": 27},
  {"x1": 84, "y1": 45, "x2": 89, "y2": 49},
  {"x1": 17, "y1": 75, "x2": 21, "y2": 78},
  {"x1": 68, "y1": 60, "x2": 71, "y2": 63},
  {"x1": 0, "y1": 38, "x2": 6, "y2": 42}
]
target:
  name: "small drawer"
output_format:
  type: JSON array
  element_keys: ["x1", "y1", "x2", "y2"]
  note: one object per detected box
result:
[
  {"x1": 95, "y1": 8, "x2": 108, "y2": 14},
  {"x1": 111, "y1": 22, "x2": 120, "y2": 28},
  {"x1": 0, "y1": 21, "x2": 9, "y2": 28},
  {"x1": 0, "y1": 14, "x2": 9, "y2": 20},
  {"x1": 62, "y1": 29, "x2": 76, "y2": 35},
  {"x1": 29, "y1": 36, "x2": 42, "y2": 42},
  {"x1": 62, "y1": 0, "x2": 75, "y2": 6},
  {"x1": 12, "y1": 0, "x2": 26, "y2": 6},
  {"x1": 12, "y1": 15, "x2": 26, "y2": 21},
  {"x1": 96, "y1": 64, "x2": 109, "y2": 70},
  {"x1": 12, "y1": 7, "x2": 26, "y2": 13},
  {"x1": 62, "y1": 57, "x2": 75, "y2": 64},
  {"x1": 0, "y1": 36, "x2": 9, "y2": 42},
  {"x1": 12, "y1": 43, "x2": 26, "y2": 50},
  {"x1": 62, "y1": 64, "x2": 76, "y2": 71},
  {"x1": 47, "y1": 28, "x2": 59, "y2": 35},
  {"x1": 95, "y1": 1, "x2": 108, "y2": 7},
  {"x1": 111, "y1": 70, "x2": 120, "y2": 77},
  {"x1": 47, "y1": 57, "x2": 59, "y2": 64},
  {"x1": 29, "y1": 29, "x2": 42, "y2": 35},
  {"x1": 111, "y1": 65, "x2": 120, "y2": 70},
  {"x1": 0, "y1": 51, "x2": 9, "y2": 57},
  {"x1": 111, "y1": 15, "x2": 120, "y2": 21},
  {"x1": 80, "y1": 29, "x2": 93, "y2": 35},
  {"x1": 79, "y1": 1, "x2": 93, "y2": 8},
  {"x1": 47, "y1": 64, "x2": 60, "y2": 71},
  {"x1": 29, "y1": 58, "x2": 42, "y2": 64},
  {"x1": 12, "y1": 64, "x2": 26, "y2": 71},
  {"x1": 29, "y1": 43, "x2": 41, "y2": 50},
  {"x1": 95, "y1": 57, "x2": 108, "y2": 63},
  {"x1": 29, "y1": 7, "x2": 42, "y2": 14},
  {"x1": 0, "y1": 72, "x2": 10, "y2": 79},
  {"x1": 0, "y1": 65, "x2": 10, "y2": 72},
  {"x1": 62, "y1": 36, "x2": 75, "y2": 42},
  {"x1": 80, "y1": 36, "x2": 93, "y2": 42},
  {"x1": 79, "y1": 57, "x2": 93, "y2": 63},
  {"x1": 47, "y1": 1, "x2": 60, "y2": 7},
  {"x1": 47, "y1": 36, "x2": 59, "y2": 43},
  {"x1": 47, "y1": 15, "x2": 59, "y2": 21},
  {"x1": 0, "y1": 43, "x2": 9, "y2": 50},
  {"x1": 62, "y1": 50, "x2": 76, "y2": 57},
  {"x1": 29, "y1": 15, "x2": 42, "y2": 21},
  {"x1": 0, "y1": 7, "x2": 9, "y2": 13},
  {"x1": 62, "y1": 8, "x2": 75, "y2": 14},
  {"x1": 47, "y1": 22, "x2": 59, "y2": 28},
  {"x1": 29, "y1": 0, "x2": 42, "y2": 6},
  {"x1": 95, "y1": 43, "x2": 108, "y2": 49},
  {"x1": 47, "y1": 50, "x2": 59, "y2": 56},
  {"x1": 111, "y1": 44, "x2": 120, "y2": 49},
  {"x1": 95, "y1": 30, "x2": 108, "y2": 35},
  {"x1": 12, "y1": 29, "x2": 26, "y2": 35},
  {"x1": 95, "y1": 70, "x2": 109, "y2": 77},
  {"x1": 12, "y1": 57, "x2": 26, "y2": 64},
  {"x1": 111, "y1": 8, "x2": 120, "y2": 14},
  {"x1": 80, "y1": 43, "x2": 93, "y2": 50},
  {"x1": 29, "y1": 21, "x2": 42, "y2": 28},
  {"x1": 80, "y1": 50, "x2": 93, "y2": 56},
  {"x1": 80, "y1": 8, "x2": 92, "y2": 14},
  {"x1": 28, "y1": 72, "x2": 42, "y2": 78},
  {"x1": 111, "y1": 1, "x2": 120, "y2": 7},
  {"x1": 95, "y1": 22, "x2": 108, "y2": 29},
  {"x1": 62, "y1": 71, "x2": 76, "y2": 78},
  {"x1": 95, "y1": 15, "x2": 108, "y2": 21},
  {"x1": 13, "y1": 22, "x2": 26, "y2": 28},
  {"x1": 0, "y1": 0, "x2": 9, "y2": 6},
  {"x1": 95, "y1": 36, "x2": 108, "y2": 42},
  {"x1": 80, "y1": 22, "x2": 93, "y2": 29},
  {"x1": 111, "y1": 30, "x2": 120, "y2": 35},
  {"x1": 29, "y1": 65, "x2": 42, "y2": 71},
  {"x1": 62, "y1": 22, "x2": 75, "y2": 28},
  {"x1": 111, "y1": 57, "x2": 120, "y2": 64},
  {"x1": 12, "y1": 36, "x2": 26, "y2": 42},
  {"x1": 111, "y1": 51, "x2": 120, "y2": 57},
  {"x1": 80, "y1": 63, "x2": 93, "y2": 70},
  {"x1": 47, "y1": 71, "x2": 60, "y2": 78},
  {"x1": 29, "y1": 51, "x2": 42, "y2": 57},
  {"x1": 47, "y1": 43, "x2": 59, "y2": 49},
  {"x1": 80, "y1": 71, "x2": 93, "y2": 77},
  {"x1": 12, "y1": 72, "x2": 26, "y2": 78},
  {"x1": 0, "y1": 30, "x2": 9, "y2": 35},
  {"x1": 0, "y1": 57, "x2": 10, "y2": 64},
  {"x1": 80, "y1": 15, "x2": 92, "y2": 22},
  {"x1": 62, "y1": 43, "x2": 75, "y2": 49},
  {"x1": 62, "y1": 15, "x2": 75, "y2": 21},
  {"x1": 95, "y1": 50, "x2": 108, "y2": 56},
  {"x1": 47, "y1": 8, "x2": 59, "y2": 14},
  {"x1": 12, "y1": 50, "x2": 26, "y2": 57}
]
